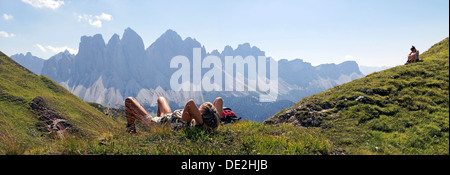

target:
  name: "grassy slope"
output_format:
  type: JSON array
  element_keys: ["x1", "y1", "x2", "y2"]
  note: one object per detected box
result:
[
  {"x1": 26, "y1": 121, "x2": 331, "y2": 155},
  {"x1": 266, "y1": 37, "x2": 449, "y2": 154},
  {"x1": 0, "y1": 51, "x2": 122, "y2": 154},
  {"x1": 27, "y1": 104, "x2": 332, "y2": 155},
  {"x1": 2, "y1": 37, "x2": 447, "y2": 155}
]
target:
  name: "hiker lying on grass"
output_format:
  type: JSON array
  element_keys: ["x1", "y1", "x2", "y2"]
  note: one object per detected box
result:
[
  {"x1": 125, "y1": 97, "x2": 222, "y2": 133},
  {"x1": 406, "y1": 45, "x2": 419, "y2": 64}
]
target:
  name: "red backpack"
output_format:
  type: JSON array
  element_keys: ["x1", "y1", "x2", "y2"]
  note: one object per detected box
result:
[{"x1": 221, "y1": 107, "x2": 241, "y2": 123}]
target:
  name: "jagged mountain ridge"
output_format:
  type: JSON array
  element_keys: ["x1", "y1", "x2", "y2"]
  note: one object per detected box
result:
[{"x1": 13, "y1": 28, "x2": 364, "y2": 121}]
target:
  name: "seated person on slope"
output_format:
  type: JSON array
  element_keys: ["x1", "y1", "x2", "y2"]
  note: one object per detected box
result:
[{"x1": 406, "y1": 45, "x2": 419, "y2": 64}]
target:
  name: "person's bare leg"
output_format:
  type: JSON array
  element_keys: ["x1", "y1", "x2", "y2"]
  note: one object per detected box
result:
[
  {"x1": 408, "y1": 54, "x2": 415, "y2": 62},
  {"x1": 182, "y1": 100, "x2": 203, "y2": 125},
  {"x1": 157, "y1": 97, "x2": 172, "y2": 116},
  {"x1": 213, "y1": 97, "x2": 223, "y2": 116},
  {"x1": 125, "y1": 97, "x2": 150, "y2": 132},
  {"x1": 409, "y1": 55, "x2": 413, "y2": 62}
]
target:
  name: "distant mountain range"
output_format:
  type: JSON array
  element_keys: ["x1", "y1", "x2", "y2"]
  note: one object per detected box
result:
[
  {"x1": 11, "y1": 28, "x2": 364, "y2": 121},
  {"x1": 9, "y1": 52, "x2": 45, "y2": 75}
]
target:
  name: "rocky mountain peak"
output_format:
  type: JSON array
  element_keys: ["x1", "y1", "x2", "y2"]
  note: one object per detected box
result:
[
  {"x1": 78, "y1": 34, "x2": 106, "y2": 57},
  {"x1": 162, "y1": 29, "x2": 182, "y2": 40},
  {"x1": 337, "y1": 61, "x2": 362, "y2": 75},
  {"x1": 50, "y1": 50, "x2": 75, "y2": 61},
  {"x1": 107, "y1": 33, "x2": 121, "y2": 46},
  {"x1": 121, "y1": 27, "x2": 145, "y2": 52}
]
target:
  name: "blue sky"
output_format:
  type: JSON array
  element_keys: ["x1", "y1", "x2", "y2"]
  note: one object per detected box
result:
[{"x1": 0, "y1": 0, "x2": 448, "y2": 67}]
